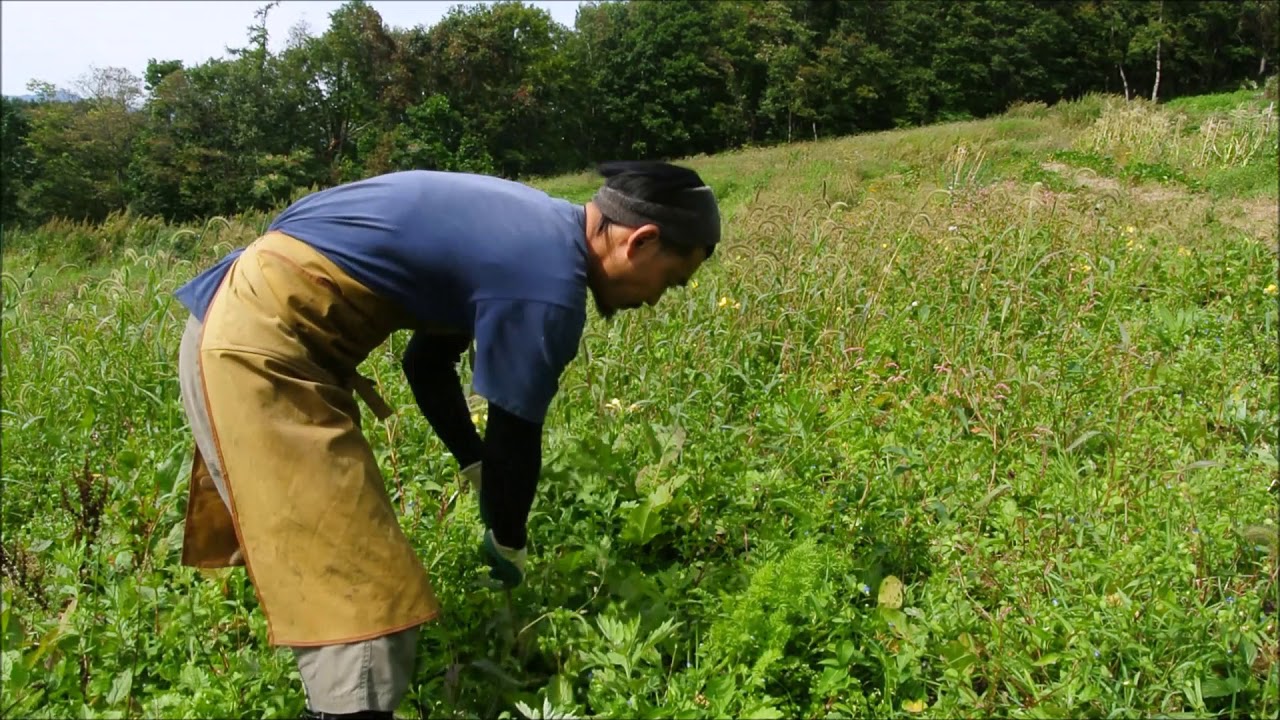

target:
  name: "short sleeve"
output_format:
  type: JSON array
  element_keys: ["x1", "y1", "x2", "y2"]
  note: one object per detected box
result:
[
  {"x1": 471, "y1": 299, "x2": 585, "y2": 424},
  {"x1": 173, "y1": 249, "x2": 243, "y2": 320}
]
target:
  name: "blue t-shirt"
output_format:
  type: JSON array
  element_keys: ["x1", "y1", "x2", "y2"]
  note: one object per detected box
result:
[{"x1": 174, "y1": 170, "x2": 589, "y2": 424}]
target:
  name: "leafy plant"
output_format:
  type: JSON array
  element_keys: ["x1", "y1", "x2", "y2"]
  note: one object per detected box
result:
[{"x1": 2, "y1": 87, "x2": 1276, "y2": 720}]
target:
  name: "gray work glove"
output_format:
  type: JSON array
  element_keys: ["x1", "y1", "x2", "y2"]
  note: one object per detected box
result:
[
  {"x1": 461, "y1": 460, "x2": 482, "y2": 492},
  {"x1": 481, "y1": 528, "x2": 527, "y2": 589},
  {"x1": 462, "y1": 461, "x2": 526, "y2": 588},
  {"x1": 460, "y1": 461, "x2": 493, "y2": 528}
]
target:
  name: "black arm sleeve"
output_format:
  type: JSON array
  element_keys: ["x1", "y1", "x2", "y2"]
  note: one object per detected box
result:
[
  {"x1": 480, "y1": 403, "x2": 543, "y2": 549},
  {"x1": 401, "y1": 331, "x2": 483, "y2": 468}
]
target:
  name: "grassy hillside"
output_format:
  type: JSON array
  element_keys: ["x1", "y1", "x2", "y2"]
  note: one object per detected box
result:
[{"x1": 2, "y1": 90, "x2": 1277, "y2": 719}]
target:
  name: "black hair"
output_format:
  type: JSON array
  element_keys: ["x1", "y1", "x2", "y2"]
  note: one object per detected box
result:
[{"x1": 594, "y1": 160, "x2": 717, "y2": 257}]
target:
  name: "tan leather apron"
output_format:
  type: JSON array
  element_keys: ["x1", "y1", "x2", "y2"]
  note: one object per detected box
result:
[{"x1": 179, "y1": 231, "x2": 441, "y2": 647}]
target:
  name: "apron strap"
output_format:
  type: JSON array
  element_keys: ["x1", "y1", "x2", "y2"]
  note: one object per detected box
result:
[{"x1": 350, "y1": 374, "x2": 395, "y2": 420}]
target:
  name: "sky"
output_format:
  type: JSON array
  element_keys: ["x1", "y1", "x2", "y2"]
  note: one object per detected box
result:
[{"x1": 0, "y1": 0, "x2": 586, "y2": 96}]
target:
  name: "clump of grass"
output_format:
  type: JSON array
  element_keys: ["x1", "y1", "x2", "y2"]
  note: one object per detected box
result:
[
  {"x1": 1, "y1": 88, "x2": 1276, "y2": 720},
  {"x1": 1076, "y1": 98, "x2": 1188, "y2": 167},
  {"x1": 1166, "y1": 87, "x2": 1274, "y2": 116},
  {"x1": 1191, "y1": 106, "x2": 1278, "y2": 168},
  {"x1": 1005, "y1": 100, "x2": 1050, "y2": 119},
  {"x1": 941, "y1": 141, "x2": 992, "y2": 200},
  {"x1": 1050, "y1": 92, "x2": 1110, "y2": 128},
  {"x1": 1201, "y1": 162, "x2": 1280, "y2": 198},
  {"x1": 1069, "y1": 95, "x2": 1277, "y2": 195}
]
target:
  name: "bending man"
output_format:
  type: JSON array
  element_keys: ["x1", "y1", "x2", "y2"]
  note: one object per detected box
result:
[{"x1": 173, "y1": 161, "x2": 720, "y2": 719}]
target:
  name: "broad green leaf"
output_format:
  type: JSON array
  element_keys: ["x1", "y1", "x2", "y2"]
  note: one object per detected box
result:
[
  {"x1": 939, "y1": 640, "x2": 977, "y2": 675},
  {"x1": 877, "y1": 575, "x2": 904, "y2": 608},
  {"x1": 622, "y1": 500, "x2": 663, "y2": 545},
  {"x1": 1199, "y1": 675, "x2": 1244, "y2": 698},
  {"x1": 743, "y1": 704, "x2": 785, "y2": 719},
  {"x1": 117, "y1": 449, "x2": 140, "y2": 471},
  {"x1": 106, "y1": 669, "x2": 133, "y2": 705},
  {"x1": 1032, "y1": 652, "x2": 1061, "y2": 667}
]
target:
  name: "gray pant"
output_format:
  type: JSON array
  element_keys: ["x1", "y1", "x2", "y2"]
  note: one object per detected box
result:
[{"x1": 178, "y1": 315, "x2": 419, "y2": 714}]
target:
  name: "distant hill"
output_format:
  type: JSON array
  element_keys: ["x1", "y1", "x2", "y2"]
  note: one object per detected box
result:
[{"x1": 5, "y1": 89, "x2": 83, "y2": 103}]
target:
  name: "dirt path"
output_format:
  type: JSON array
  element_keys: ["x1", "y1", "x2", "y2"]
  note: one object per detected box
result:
[{"x1": 1040, "y1": 161, "x2": 1277, "y2": 244}]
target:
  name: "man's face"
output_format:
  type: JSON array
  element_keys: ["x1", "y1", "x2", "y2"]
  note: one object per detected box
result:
[{"x1": 590, "y1": 224, "x2": 707, "y2": 320}]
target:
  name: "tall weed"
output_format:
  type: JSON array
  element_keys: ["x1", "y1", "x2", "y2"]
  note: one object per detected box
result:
[
  {"x1": 1078, "y1": 96, "x2": 1278, "y2": 172},
  {"x1": 2, "y1": 89, "x2": 1277, "y2": 720}
]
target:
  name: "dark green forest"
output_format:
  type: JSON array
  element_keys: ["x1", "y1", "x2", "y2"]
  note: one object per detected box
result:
[{"x1": 2, "y1": 0, "x2": 1276, "y2": 228}]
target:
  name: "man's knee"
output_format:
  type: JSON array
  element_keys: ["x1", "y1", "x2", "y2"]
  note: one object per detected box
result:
[{"x1": 294, "y1": 626, "x2": 420, "y2": 716}]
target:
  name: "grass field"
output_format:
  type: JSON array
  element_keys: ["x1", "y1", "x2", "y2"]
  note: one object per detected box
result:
[{"x1": 2, "y1": 90, "x2": 1278, "y2": 719}]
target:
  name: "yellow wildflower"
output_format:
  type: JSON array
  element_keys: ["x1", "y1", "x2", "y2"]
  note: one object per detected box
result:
[
  {"x1": 1177, "y1": 247, "x2": 1191, "y2": 257},
  {"x1": 719, "y1": 296, "x2": 741, "y2": 310},
  {"x1": 690, "y1": 279, "x2": 699, "y2": 289},
  {"x1": 1265, "y1": 283, "x2": 1278, "y2": 297},
  {"x1": 1126, "y1": 225, "x2": 1137, "y2": 235},
  {"x1": 605, "y1": 398, "x2": 640, "y2": 413}
]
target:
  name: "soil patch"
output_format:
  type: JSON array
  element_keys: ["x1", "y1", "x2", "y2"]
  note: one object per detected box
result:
[
  {"x1": 1042, "y1": 161, "x2": 1277, "y2": 242},
  {"x1": 1041, "y1": 162, "x2": 1121, "y2": 192}
]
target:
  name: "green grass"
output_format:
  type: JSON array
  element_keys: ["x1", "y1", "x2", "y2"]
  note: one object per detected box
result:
[
  {"x1": 1165, "y1": 88, "x2": 1275, "y2": 119},
  {"x1": 1201, "y1": 162, "x2": 1280, "y2": 199},
  {"x1": 3, "y1": 91, "x2": 1278, "y2": 719}
]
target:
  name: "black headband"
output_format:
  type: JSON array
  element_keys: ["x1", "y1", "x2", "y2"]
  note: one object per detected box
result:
[{"x1": 593, "y1": 184, "x2": 720, "y2": 252}]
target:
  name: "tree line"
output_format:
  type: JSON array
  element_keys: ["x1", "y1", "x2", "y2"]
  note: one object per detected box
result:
[{"x1": 2, "y1": 0, "x2": 1276, "y2": 229}]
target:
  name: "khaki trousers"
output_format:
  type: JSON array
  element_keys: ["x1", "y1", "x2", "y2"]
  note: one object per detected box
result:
[{"x1": 178, "y1": 314, "x2": 418, "y2": 714}]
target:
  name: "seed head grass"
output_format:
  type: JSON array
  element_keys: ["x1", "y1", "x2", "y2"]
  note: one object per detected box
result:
[{"x1": 2, "y1": 91, "x2": 1277, "y2": 718}]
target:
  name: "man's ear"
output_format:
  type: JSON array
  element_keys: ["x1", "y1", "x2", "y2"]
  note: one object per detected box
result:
[{"x1": 623, "y1": 224, "x2": 661, "y2": 258}]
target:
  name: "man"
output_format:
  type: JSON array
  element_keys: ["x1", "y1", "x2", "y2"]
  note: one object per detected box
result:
[{"x1": 173, "y1": 161, "x2": 720, "y2": 719}]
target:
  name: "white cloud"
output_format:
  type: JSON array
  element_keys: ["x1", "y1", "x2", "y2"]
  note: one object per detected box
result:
[{"x1": 1, "y1": 0, "x2": 583, "y2": 95}]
